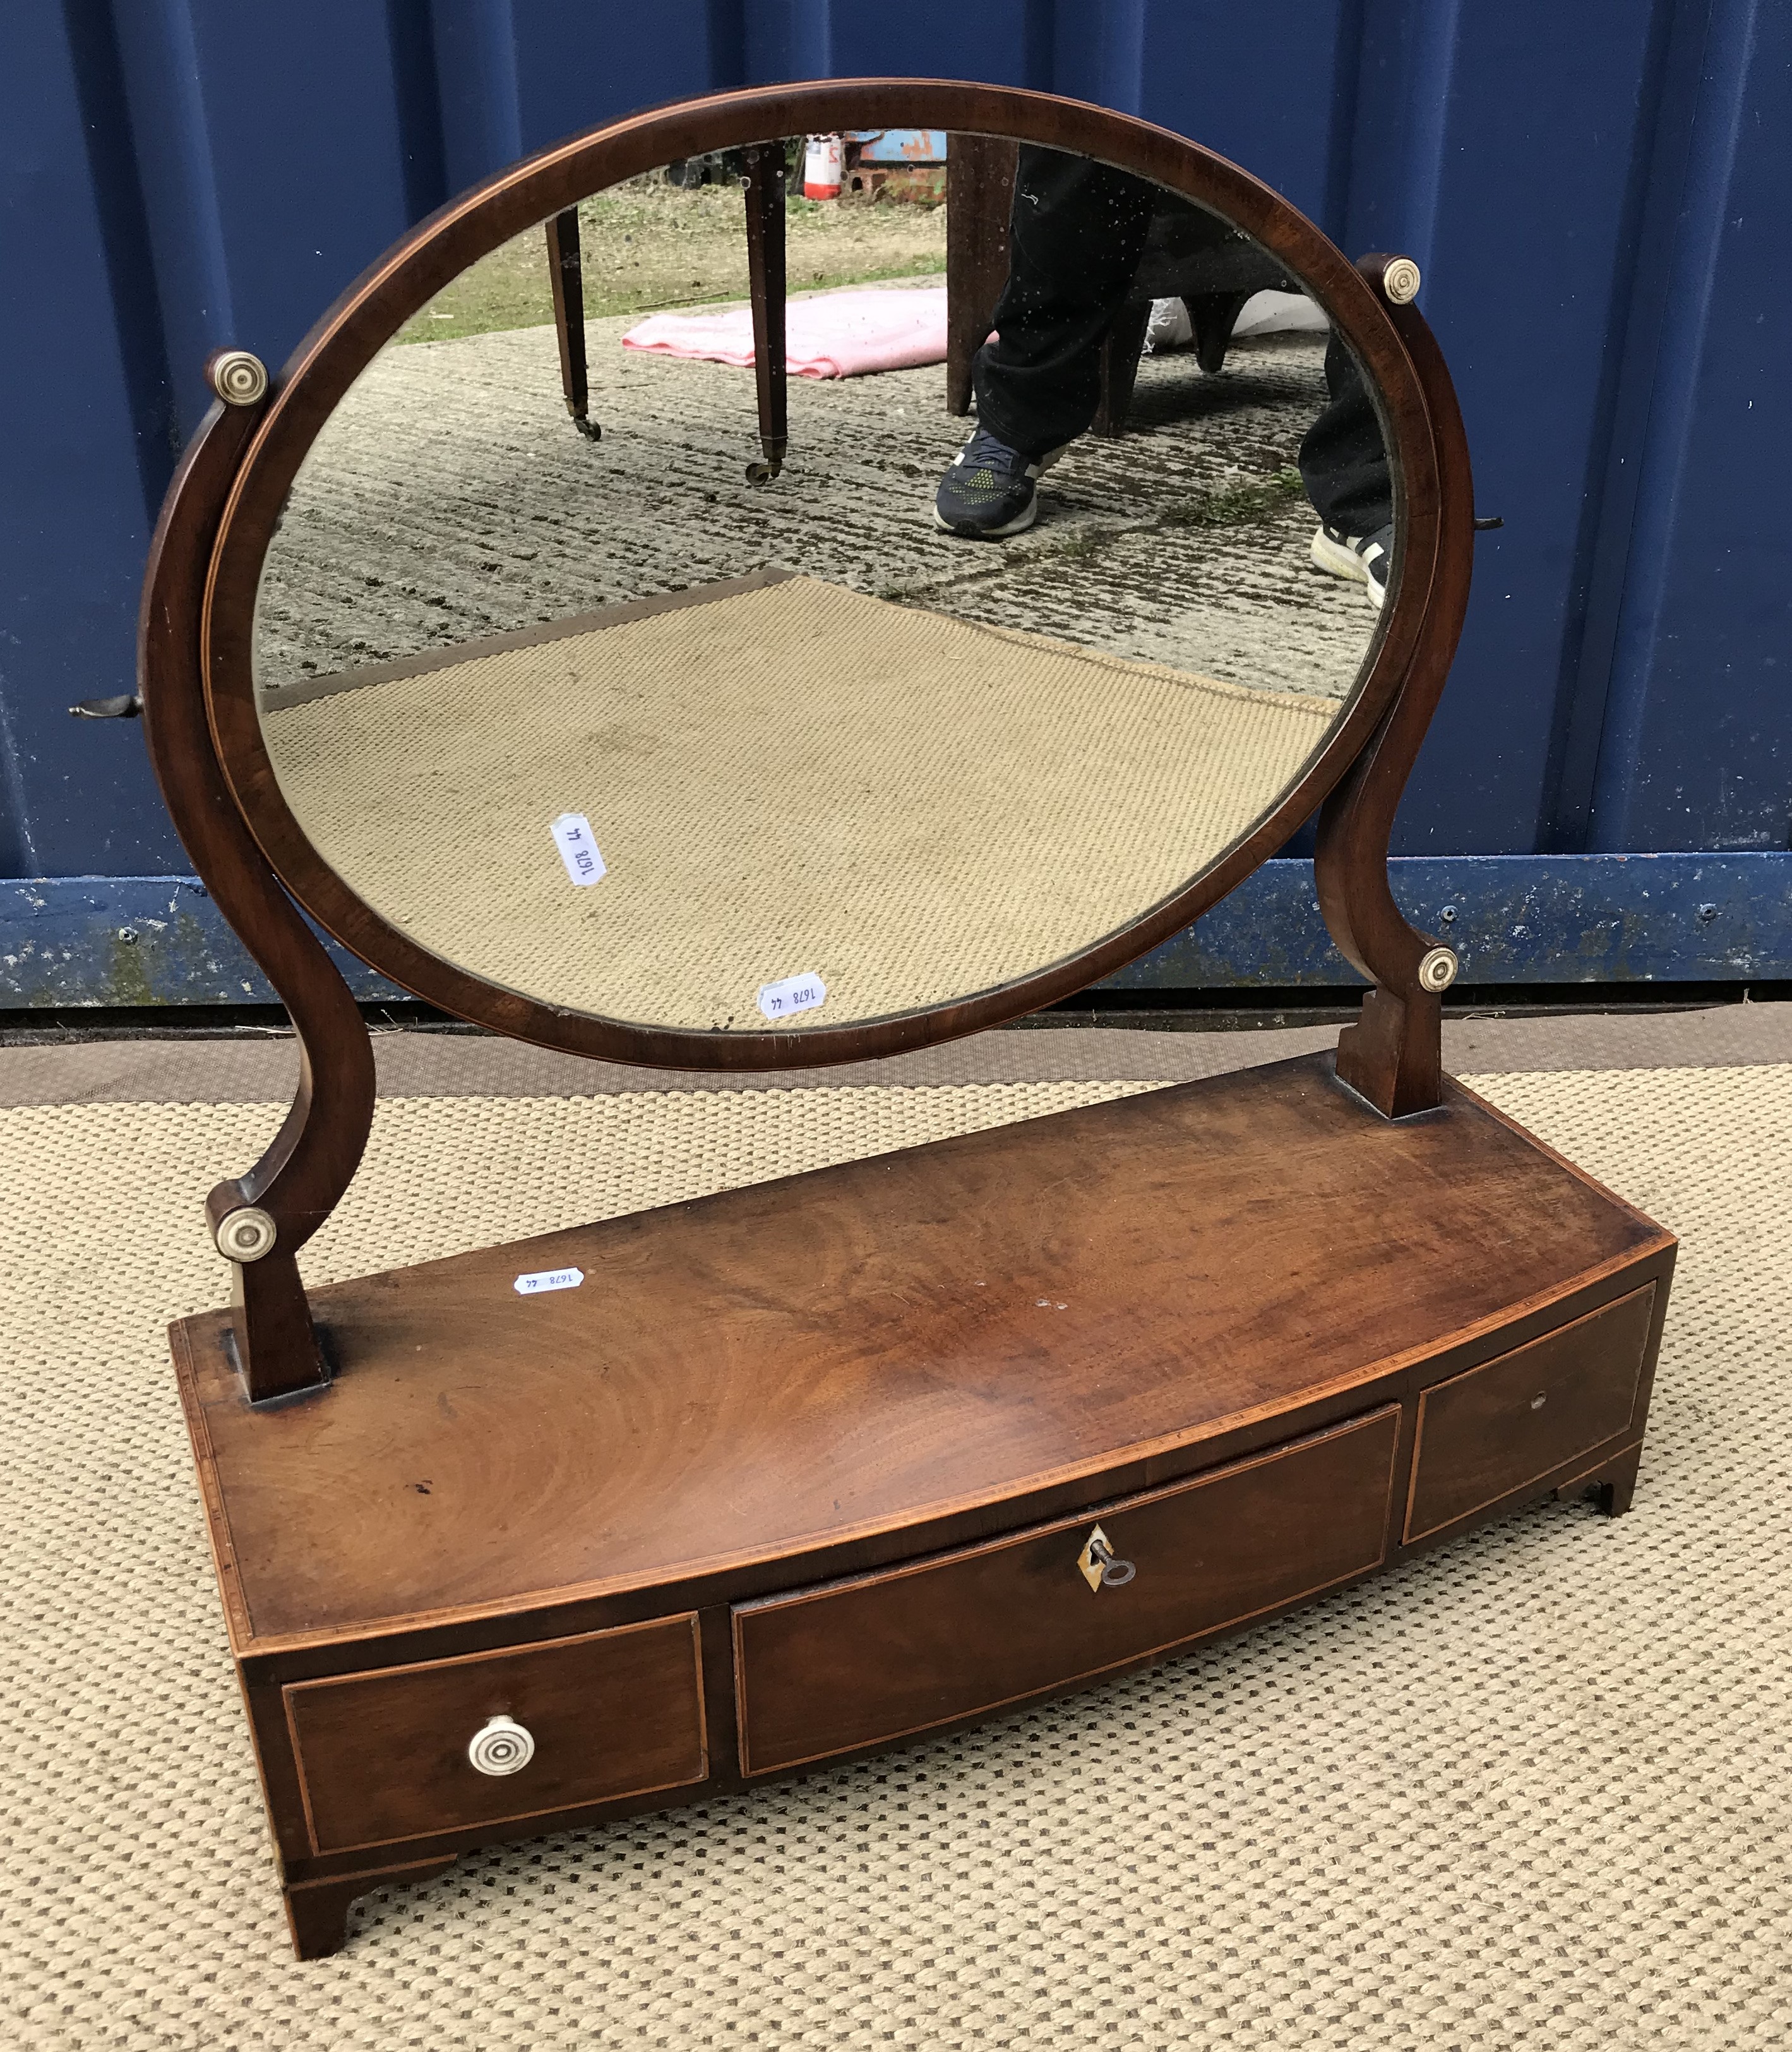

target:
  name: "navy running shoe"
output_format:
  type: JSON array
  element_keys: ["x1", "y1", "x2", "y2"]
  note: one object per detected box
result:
[{"x1": 934, "y1": 428, "x2": 1065, "y2": 539}]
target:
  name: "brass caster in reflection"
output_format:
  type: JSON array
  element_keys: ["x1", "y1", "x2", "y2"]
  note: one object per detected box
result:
[{"x1": 745, "y1": 458, "x2": 782, "y2": 484}]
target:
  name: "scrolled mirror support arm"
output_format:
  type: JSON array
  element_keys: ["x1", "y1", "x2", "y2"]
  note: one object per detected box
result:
[
  {"x1": 138, "y1": 361, "x2": 377, "y2": 1403},
  {"x1": 1314, "y1": 260, "x2": 1476, "y2": 1120}
]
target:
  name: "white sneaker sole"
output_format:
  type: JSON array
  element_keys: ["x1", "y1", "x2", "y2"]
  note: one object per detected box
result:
[
  {"x1": 1310, "y1": 527, "x2": 1386, "y2": 611},
  {"x1": 1310, "y1": 527, "x2": 1368, "y2": 581}
]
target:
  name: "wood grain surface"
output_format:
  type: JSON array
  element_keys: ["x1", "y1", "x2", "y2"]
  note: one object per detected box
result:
[{"x1": 172, "y1": 1057, "x2": 1669, "y2": 1649}]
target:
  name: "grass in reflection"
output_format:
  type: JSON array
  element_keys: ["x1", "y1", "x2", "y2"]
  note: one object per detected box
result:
[
  {"x1": 875, "y1": 467, "x2": 1312, "y2": 603},
  {"x1": 1161, "y1": 467, "x2": 1307, "y2": 527},
  {"x1": 397, "y1": 173, "x2": 947, "y2": 345}
]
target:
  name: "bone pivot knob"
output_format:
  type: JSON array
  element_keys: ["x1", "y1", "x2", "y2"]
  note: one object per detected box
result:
[
  {"x1": 215, "y1": 1206, "x2": 277, "y2": 1262},
  {"x1": 1381, "y1": 256, "x2": 1421, "y2": 304},
  {"x1": 1418, "y1": 945, "x2": 1459, "y2": 992},
  {"x1": 209, "y1": 349, "x2": 268, "y2": 405}
]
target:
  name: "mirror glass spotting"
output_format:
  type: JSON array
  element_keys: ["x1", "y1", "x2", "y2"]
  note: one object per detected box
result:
[{"x1": 250, "y1": 130, "x2": 1395, "y2": 1034}]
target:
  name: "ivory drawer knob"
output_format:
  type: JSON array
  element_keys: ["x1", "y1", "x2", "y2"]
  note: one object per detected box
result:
[{"x1": 468, "y1": 1715, "x2": 535, "y2": 1776}]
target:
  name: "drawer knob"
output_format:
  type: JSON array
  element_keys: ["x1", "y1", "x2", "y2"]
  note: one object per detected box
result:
[
  {"x1": 1076, "y1": 1524, "x2": 1136, "y2": 1593},
  {"x1": 468, "y1": 1715, "x2": 535, "y2": 1776}
]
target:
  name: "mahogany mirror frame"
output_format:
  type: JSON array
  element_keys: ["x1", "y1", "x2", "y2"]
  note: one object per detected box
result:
[{"x1": 140, "y1": 78, "x2": 1474, "y2": 1401}]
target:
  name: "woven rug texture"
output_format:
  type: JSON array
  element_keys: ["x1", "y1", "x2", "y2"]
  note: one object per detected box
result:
[
  {"x1": 262, "y1": 579, "x2": 1337, "y2": 1033},
  {"x1": 2, "y1": 1067, "x2": 1787, "y2": 2049}
]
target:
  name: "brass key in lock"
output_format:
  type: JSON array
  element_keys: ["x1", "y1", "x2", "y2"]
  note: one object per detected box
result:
[{"x1": 1075, "y1": 1523, "x2": 1136, "y2": 1592}]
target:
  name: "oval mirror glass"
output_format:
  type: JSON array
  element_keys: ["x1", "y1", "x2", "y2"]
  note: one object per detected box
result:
[{"x1": 249, "y1": 126, "x2": 1394, "y2": 1037}]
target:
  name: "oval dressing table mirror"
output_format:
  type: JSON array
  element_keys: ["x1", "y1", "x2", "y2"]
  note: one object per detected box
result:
[{"x1": 140, "y1": 81, "x2": 1675, "y2": 1959}]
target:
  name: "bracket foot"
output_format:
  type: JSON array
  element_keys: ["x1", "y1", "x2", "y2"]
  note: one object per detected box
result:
[{"x1": 284, "y1": 1856, "x2": 459, "y2": 1960}]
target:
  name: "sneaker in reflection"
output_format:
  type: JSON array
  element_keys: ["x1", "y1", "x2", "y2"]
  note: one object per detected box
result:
[
  {"x1": 933, "y1": 426, "x2": 1066, "y2": 539},
  {"x1": 1310, "y1": 522, "x2": 1393, "y2": 610}
]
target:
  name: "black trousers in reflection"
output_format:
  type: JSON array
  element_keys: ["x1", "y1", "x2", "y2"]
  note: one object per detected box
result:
[
  {"x1": 971, "y1": 148, "x2": 1154, "y2": 459},
  {"x1": 972, "y1": 147, "x2": 1393, "y2": 539},
  {"x1": 1298, "y1": 334, "x2": 1392, "y2": 537}
]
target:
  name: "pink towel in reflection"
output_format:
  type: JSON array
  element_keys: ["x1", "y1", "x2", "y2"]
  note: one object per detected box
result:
[{"x1": 621, "y1": 284, "x2": 948, "y2": 379}]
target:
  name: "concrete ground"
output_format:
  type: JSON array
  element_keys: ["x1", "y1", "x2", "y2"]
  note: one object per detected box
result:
[{"x1": 258, "y1": 310, "x2": 1377, "y2": 702}]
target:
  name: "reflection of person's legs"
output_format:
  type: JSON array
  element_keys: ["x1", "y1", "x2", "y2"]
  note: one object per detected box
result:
[
  {"x1": 975, "y1": 152, "x2": 1154, "y2": 455},
  {"x1": 936, "y1": 148, "x2": 1152, "y2": 538},
  {"x1": 1300, "y1": 335, "x2": 1394, "y2": 608}
]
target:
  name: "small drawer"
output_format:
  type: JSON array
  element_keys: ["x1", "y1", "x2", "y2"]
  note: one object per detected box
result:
[
  {"x1": 284, "y1": 1614, "x2": 707, "y2": 1854},
  {"x1": 1404, "y1": 1285, "x2": 1656, "y2": 1544},
  {"x1": 734, "y1": 1405, "x2": 1399, "y2": 1777}
]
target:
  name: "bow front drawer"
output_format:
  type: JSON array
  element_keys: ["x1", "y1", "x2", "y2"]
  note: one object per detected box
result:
[
  {"x1": 284, "y1": 1614, "x2": 706, "y2": 1854},
  {"x1": 1404, "y1": 1285, "x2": 1657, "y2": 1544},
  {"x1": 734, "y1": 1406, "x2": 1399, "y2": 1777}
]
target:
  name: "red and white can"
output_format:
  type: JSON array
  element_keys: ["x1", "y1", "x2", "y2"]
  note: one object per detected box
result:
[{"x1": 803, "y1": 134, "x2": 842, "y2": 200}]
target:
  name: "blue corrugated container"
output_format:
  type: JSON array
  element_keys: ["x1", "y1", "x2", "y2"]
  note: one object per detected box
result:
[{"x1": 1, "y1": 1, "x2": 1786, "y2": 1003}]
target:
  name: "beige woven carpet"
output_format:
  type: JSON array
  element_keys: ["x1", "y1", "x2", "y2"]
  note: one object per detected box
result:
[
  {"x1": 263, "y1": 577, "x2": 1337, "y2": 1031},
  {"x1": 4, "y1": 1067, "x2": 1789, "y2": 2048}
]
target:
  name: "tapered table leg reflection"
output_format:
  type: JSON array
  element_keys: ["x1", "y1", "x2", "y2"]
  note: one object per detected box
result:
[
  {"x1": 546, "y1": 207, "x2": 599, "y2": 440},
  {"x1": 742, "y1": 141, "x2": 787, "y2": 480}
]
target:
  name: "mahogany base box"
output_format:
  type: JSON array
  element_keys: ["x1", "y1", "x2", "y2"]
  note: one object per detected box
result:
[{"x1": 169, "y1": 1055, "x2": 1674, "y2": 1958}]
